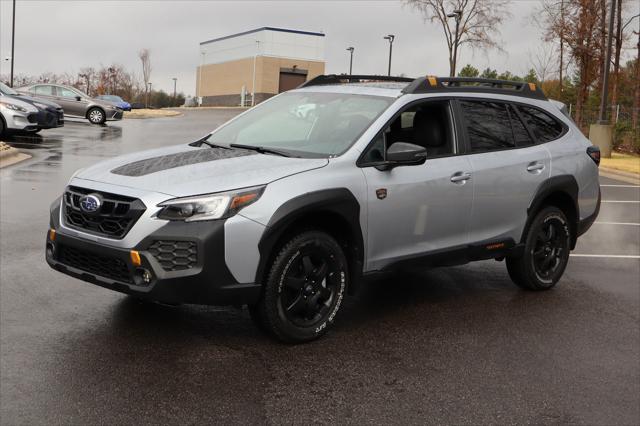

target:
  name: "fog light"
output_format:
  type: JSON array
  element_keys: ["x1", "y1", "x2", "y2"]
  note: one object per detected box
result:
[
  {"x1": 46, "y1": 242, "x2": 55, "y2": 258},
  {"x1": 134, "y1": 268, "x2": 153, "y2": 286}
]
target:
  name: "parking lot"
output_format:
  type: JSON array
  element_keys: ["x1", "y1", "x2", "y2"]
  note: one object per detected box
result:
[{"x1": 1, "y1": 109, "x2": 638, "y2": 425}]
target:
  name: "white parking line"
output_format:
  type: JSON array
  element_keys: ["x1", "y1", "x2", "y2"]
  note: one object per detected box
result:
[
  {"x1": 600, "y1": 184, "x2": 640, "y2": 188},
  {"x1": 601, "y1": 200, "x2": 640, "y2": 203},
  {"x1": 594, "y1": 221, "x2": 640, "y2": 226},
  {"x1": 571, "y1": 254, "x2": 640, "y2": 259}
]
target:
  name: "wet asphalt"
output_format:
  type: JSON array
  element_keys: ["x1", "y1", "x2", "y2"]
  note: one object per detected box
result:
[{"x1": 1, "y1": 110, "x2": 638, "y2": 425}]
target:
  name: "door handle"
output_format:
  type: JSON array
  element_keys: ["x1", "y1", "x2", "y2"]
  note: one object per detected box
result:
[
  {"x1": 450, "y1": 172, "x2": 471, "y2": 183},
  {"x1": 526, "y1": 162, "x2": 545, "y2": 173}
]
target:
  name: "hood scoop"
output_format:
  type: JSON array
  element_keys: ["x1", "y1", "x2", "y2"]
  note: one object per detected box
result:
[{"x1": 110, "y1": 147, "x2": 257, "y2": 177}]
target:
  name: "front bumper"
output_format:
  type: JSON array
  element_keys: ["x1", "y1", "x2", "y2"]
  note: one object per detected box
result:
[
  {"x1": 34, "y1": 108, "x2": 64, "y2": 129},
  {"x1": 46, "y1": 200, "x2": 261, "y2": 306},
  {"x1": 106, "y1": 109, "x2": 123, "y2": 121}
]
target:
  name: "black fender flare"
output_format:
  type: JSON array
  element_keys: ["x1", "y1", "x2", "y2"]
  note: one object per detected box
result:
[
  {"x1": 255, "y1": 188, "x2": 364, "y2": 293},
  {"x1": 523, "y1": 174, "x2": 579, "y2": 247}
]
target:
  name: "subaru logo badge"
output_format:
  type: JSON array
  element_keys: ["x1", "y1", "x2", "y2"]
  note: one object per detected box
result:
[{"x1": 79, "y1": 194, "x2": 102, "y2": 213}]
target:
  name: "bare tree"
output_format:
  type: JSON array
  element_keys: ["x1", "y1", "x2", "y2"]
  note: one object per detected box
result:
[
  {"x1": 139, "y1": 48, "x2": 152, "y2": 107},
  {"x1": 404, "y1": 0, "x2": 510, "y2": 77},
  {"x1": 530, "y1": 43, "x2": 557, "y2": 83}
]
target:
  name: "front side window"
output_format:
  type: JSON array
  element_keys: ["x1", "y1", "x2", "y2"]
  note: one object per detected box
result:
[
  {"x1": 361, "y1": 100, "x2": 455, "y2": 163},
  {"x1": 461, "y1": 101, "x2": 514, "y2": 152},
  {"x1": 58, "y1": 87, "x2": 81, "y2": 99},
  {"x1": 205, "y1": 92, "x2": 394, "y2": 158},
  {"x1": 517, "y1": 105, "x2": 565, "y2": 142},
  {"x1": 34, "y1": 85, "x2": 53, "y2": 96}
]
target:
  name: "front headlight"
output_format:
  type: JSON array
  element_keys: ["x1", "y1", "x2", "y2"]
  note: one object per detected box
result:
[
  {"x1": 156, "y1": 186, "x2": 265, "y2": 222},
  {"x1": 0, "y1": 101, "x2": 28, "y2": 113}
]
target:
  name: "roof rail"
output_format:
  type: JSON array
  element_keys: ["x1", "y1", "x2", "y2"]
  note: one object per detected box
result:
[
  {"x1": 299, "y1": 74, "x2": 415, "y2": 88},
  {"x1": 402, "y1": 76, "x2": 547, "y2": 100}
]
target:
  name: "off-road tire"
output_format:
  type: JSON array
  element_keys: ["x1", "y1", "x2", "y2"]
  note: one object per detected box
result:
[
  {"x1": 507, "y1": 206, "x2": 571, "y2": 290},
  {"x1": 250, "y1": 230, "x2": 348, "y2": 343}
]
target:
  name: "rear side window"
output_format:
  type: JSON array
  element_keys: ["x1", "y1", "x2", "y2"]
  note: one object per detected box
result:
[
  {"x1": 517, "y1": 106, "x2": 565, "y2": 142},
  {"x1": 34, "y1": 85, "x2": 53, "y2": 96},
  {"x1": 508, "y1": 105, "x2": 534, "y2": 146},
  {"x1": 460, "y1": 101, "x2": 514, "y2": 152}
]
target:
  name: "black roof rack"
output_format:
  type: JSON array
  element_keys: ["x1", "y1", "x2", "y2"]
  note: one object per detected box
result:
[
  {"x1": 402, "y1": 76, "x2": 547, "y2": 100},
  {"x1": 299, "y1": 74, "x2": 415, "y2": 88},
  {"x1": 299, "y1": 74, "x2": 547, "y2": 100}
]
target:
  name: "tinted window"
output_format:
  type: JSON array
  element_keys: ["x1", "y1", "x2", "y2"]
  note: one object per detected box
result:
[
  {"x1": 508, "y1": 105, "x2": 534, "y2": 146},
  {"x1": 517, "y1": 106, "x2": 564, "y2": 142},
  {"x1": 461, "y1": 101, "x2": 514, "y2": 152},
  {"x1": 34, "y1": 85, "x2": 53, "y2": 96}
]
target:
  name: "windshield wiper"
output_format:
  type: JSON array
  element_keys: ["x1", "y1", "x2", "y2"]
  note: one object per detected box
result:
[
  {"x1": 190, "y1": 137, "x2": 230, "y2": 149},
  {"x1": 229, "y1": 143, "x2": 292, "y2": 157}
]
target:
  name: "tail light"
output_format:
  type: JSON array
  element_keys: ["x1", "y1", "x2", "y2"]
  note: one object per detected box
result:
[{"x1": 587, "y1": 146, "x2": 600, "y2": 166}]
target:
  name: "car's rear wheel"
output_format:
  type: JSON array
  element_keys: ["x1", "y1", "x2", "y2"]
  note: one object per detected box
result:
[
  {"x1": 250, "y1": 230, "x2": 348, "y2": 343},
  {"x1": 0, "y1": 115, "x2": 5, "y2": 136},
  {"x1": 507, "y1": 206, "x2": 571, "y2": 290},
  {"x1": 87, "y1": 107, "x2": 105, "y2": 125}
]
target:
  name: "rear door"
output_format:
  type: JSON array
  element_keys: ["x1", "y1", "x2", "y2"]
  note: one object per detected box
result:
[
  {"x1": 32, "y1": 85, "x2": 57, "y2": 102},
  {"x1": 459, "y1": 99, "x2": 551, "y2": 244}
]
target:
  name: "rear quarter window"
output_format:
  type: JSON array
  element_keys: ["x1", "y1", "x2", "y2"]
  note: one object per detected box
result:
[{"x1": 517, "y1": 105, "x2": 566, "y2": 143}]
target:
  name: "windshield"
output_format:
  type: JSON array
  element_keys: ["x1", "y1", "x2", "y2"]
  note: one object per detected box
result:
[
  {"x1": 205, "y1": 91, "x2": 394, "y2": 158},
  {"x1": 101, "y1": 95, "x2": 122, "y2": 102},
  {"x1": 0, "y1": 82, "x2": 18, "y2": 96}
]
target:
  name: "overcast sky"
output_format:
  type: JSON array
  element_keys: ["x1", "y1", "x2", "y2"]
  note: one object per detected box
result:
[{"x1": 0, "y1": 0, "x2": 636, "y2": 96}]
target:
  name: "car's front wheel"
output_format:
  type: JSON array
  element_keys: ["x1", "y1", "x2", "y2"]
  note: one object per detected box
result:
[
  {"x1": 507, "y1": 206, "x2": 571, "y2": 290},
  {"x1": 250, "y1": 230, "x2": 348, "y2": 343},
  {"x1": 87, "y1": 107, "x2": 105, "y2": 125}
]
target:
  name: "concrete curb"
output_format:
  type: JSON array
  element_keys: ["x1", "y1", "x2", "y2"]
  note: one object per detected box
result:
[
  {"x1": 0, "y1": 142, "x2": 32, "y2": 169},
  {"x1": 600, "y1": 167, "x2": 640, "y2": 185}
]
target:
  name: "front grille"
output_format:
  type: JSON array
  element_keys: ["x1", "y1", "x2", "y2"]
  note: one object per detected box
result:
[
  {"x1": 63, "y1": 186, "x2": 146, "y2": 239},
  {"x1": 58, "y1": 245, "x2": 132, "y2": 283},
  {"x1": 148, "y1": 240, "x2": 198, "y2": 271}
]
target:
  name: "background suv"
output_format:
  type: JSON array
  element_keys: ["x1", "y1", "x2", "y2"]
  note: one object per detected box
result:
[
  {"x1": 0, "y1": 82, "x2": 64, "y2": 135},
  {"x1": 18, "y1": 83, "x2": 123, "y2": 124},
  {"x1": 45, "y1": 75, "x2": 600, "y2": 343}
]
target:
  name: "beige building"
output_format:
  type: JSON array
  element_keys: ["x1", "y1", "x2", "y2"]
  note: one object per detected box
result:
[{"x1": 196, "y1": 27, "x2": 326, "y2": 106}]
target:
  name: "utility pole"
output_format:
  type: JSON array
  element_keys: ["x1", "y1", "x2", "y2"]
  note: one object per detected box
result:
[
  {"x1": 146, "y1": 82, "x2": 152, "y2": 108},
  {"x1": 383, "y1": 35, "x2": 395, "y2": 76},
  {"x1": 598, "y1": 0, "x2": 617, "y2": 123},
  {"x1": 10, "y1": 0, "x2": 16, "y2": 87},
  {"x1": 447, "y1": 10, "x2": 462, "y2": 77},
  {"x1": 198, "y1": 52, "x2": 205, "y2": 106},
  {"x1": 251, "y1": 40, "x2": 260, "y2": 106},
  {"x1": 172, "y1": 77, "x2": 177, "y2": 99},
  {"x1": 346, "y1": 47, "x2": 354, "y2": 75}
]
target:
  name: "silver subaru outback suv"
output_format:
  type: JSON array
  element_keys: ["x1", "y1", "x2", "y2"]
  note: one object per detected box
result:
[{"x1": 46, "y1": 75, "x2": 601, "y2": 342}]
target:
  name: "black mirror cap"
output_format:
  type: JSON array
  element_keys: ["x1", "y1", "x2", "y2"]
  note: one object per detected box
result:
[{"x1": 386, "y1": 142, "x2": 427, "y2": 163}]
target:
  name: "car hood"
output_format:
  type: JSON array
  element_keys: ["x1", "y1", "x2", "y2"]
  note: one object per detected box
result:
[
  {"x1": 73, "y1": 143, "x2": 329, "y2": 197},
  {"x1": 15, "y1": 94, "x2": 62, "y2": 109}
]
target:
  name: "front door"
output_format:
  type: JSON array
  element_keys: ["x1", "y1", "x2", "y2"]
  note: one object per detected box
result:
[
  {"x1": 53, "y1": 86, "x2": 89, "y2": 117},
  {"x1": 361, "y1": 99, "x2": 474, "y2": 271}
]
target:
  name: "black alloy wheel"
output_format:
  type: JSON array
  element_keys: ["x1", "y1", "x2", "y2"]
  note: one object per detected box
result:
[{"x1": 250, "y1": 230, "x2": 348, "y2": 343}]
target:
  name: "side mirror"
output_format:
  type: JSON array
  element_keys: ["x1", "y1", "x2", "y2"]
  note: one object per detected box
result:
[
  {"x1": 375, "y1": 142, "x2": 427, "y2": 170},
  {"x1": 75, "y1": 95, "x2": 82, "y2": 101}
]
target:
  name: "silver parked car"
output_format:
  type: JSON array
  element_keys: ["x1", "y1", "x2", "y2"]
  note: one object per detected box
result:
[
  {"x1": 18, "y1": 83, "x2": 123, "y2": 124},
  {"x1": 45, "y1": 75, "x2": 601, "y2": 343}
]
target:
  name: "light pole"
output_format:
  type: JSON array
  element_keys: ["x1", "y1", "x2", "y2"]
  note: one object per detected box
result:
[
  {"x1": 447, "y1": 10, "x2": 462, "y2": 77},
  {"x1": 251, "y1": 40, "x2": 260, "y2": 106},
  {"x1": 108, "y1": 67, "x2": 116, "y2": 94},
  {"x1": 10, "y1": 0, "x2": 16, "y2": 87},
  {"x1": 598, "y1": 0, "x2": 618, "y2": 124},
  {"x1": 346, "y1": 47, "x2": 354, "y2": 75},
  {"x1": 172, "y1": 77, "x2": 177, "y2": 100},
  {"x1": 198, "y1": 51, "x2": 205, "y2": 106},
  {"x1": 78, "y1": 73, "x2": 90, "y2": 95},
  {"x1": 383, "y1": 35, "x2": 395, "y2": 76},
  {"x1": 146, "y1": 82, "x2": 152, "y2": 108}
]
